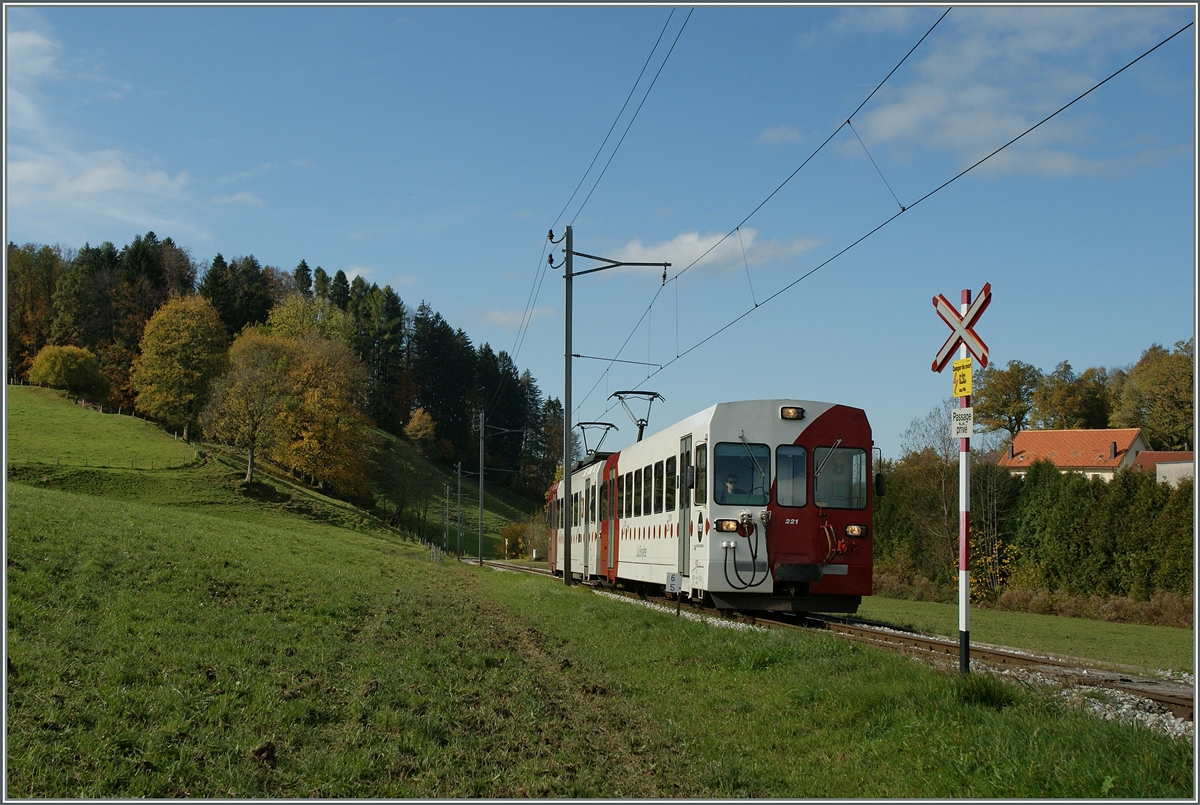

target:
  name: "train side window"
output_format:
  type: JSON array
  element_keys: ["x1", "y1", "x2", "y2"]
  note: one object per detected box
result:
[
  {"x1": 623, "y1": 473, "x2": 630, "y2": 518},
  {"x1": 588, "y1": 484, "x2": 596, "y2": 523},
  {"x1": 776, "y1": 445, "x2": 807, "y2": 507},
  {"x1": 642, "y1": 464, "x2": 653, "y2": 516},
  {"x1": 653, "y1": 461, "x2": 665, "y2": 514},
  {"x1": 572, "y1": 492, "x2": 578, "y2": 527},
  {"x1": 633, "y1": 469, "x2": 642, "y2": 517},
  {"x1": 665, "y1": 456, "x2": 676, "y2": 511},
  {"x1": 695, "y1": 444, "x2": 708, "y2": 506}
]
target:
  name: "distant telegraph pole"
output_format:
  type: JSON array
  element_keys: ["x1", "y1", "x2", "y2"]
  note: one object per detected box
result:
[{"x1": 932, "y1": 282, "x2": 991, "y2": 674}]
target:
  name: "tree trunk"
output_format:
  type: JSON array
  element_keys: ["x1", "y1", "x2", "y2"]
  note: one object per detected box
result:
[
  {"x1": 246, "y1": 446, "x2": 255, "y2": 484},
  {"x1": 183, "y1": 421, "x2": 190, "y2": 443}
]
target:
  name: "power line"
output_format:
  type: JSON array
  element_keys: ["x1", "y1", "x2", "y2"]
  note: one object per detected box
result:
[
  {"x1": 571, "y1": 7, "x2": 694, "y2": 225},
  {"x1": 624, "y1": 18, "x2": 1196, "y2": 391},
  {"x1": 576, "y1": 13, "x2": 1191, "y2": 428},
  {"x1": 553, "y1": 8, "x2": 678, "y2": 230},
  {"x1": 512, "y1": 8, "x2": 681, "y2": 366},
  {"x1": 571, "y1": 7, "x2": 952, "y2": 417},
  {"x1": 668, "y1": 7, "x2": 950, "y2": 284}
]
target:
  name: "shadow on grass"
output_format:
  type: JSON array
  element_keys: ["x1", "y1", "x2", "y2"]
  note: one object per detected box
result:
[{"x1": 240, "y1": 480, "x2": 292, "y2": 503}]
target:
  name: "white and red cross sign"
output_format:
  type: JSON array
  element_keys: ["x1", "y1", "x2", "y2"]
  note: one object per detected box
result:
[{"x1": 932, "y1": 282, "x2": 991, "y2": 372}]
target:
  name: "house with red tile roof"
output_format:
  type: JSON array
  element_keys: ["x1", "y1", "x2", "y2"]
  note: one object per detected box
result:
[
  {"x1": 997, "y1": 428, "x2": 1150, "y2": 481},
  {"x1": 1131, "y1": 450, "x2": 1195, "y2": 487}
]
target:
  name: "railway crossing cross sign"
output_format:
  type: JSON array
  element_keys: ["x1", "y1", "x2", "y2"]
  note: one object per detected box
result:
[
  {"x1": 930, "y1": 283, "x2": 992, "y2": 676},
  {"x1": 932, "y1": 282, "x2": 991, "y2": 372}
]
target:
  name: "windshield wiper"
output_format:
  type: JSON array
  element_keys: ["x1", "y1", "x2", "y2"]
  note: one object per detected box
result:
[
  {"x1": 813, "y1": 438, "x2": 843, "y2": 481},
  {"x1": 739, "y1": 431, "x2": 766, "y2": 487}
]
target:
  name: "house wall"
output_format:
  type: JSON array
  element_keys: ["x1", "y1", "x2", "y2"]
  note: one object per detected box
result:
[{"x1": 1156, "y1": 461, "x2": 1195, "y2": 488}]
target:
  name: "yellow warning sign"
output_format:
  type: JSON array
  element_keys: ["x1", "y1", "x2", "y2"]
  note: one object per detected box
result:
[{"x1": 952, "y1": 357, "x2": 973, "y2": 397}]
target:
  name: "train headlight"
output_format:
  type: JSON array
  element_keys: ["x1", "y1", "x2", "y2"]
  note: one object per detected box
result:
[
  {"x1": 714, "y1": 519, "x2": 739, "y2": 533},
  {"x1": 780, "y1": 406, "x2": 805, "y2": 421},
  {"x1": 845, "y1": 524, "x2": 868, "y2": 538}
]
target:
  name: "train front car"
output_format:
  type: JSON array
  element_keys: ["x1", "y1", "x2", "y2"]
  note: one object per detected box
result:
[{"x1": 697, "y1": 400, "x2": 875, "y2": 613}]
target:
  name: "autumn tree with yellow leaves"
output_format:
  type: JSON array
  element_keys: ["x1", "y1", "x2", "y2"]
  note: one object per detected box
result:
[{"x1": 131, "y1": 296, "x2": 228, "y2": 441}]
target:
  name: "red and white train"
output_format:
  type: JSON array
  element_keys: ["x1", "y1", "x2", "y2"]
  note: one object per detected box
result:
[{"x1": 547, "y1": 399, "x2": 878, "y2": 613}]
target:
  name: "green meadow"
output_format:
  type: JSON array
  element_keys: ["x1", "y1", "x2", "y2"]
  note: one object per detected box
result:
[{"x1": 5, "y1": 386, "x2": 1193, "y2": 798}]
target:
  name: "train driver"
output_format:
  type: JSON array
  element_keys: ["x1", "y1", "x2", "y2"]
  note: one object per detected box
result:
[{"x1": 717, "y1": 474, "x2": 746, "y2": 504}]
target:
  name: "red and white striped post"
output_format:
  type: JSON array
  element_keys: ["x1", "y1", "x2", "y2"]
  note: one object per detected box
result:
[
  {"x1": 957, "y1": 289, "x2": 971, "y2": 675},
  {"x1": 931, "y1": 283, "x2": 990, "y2": 676}
]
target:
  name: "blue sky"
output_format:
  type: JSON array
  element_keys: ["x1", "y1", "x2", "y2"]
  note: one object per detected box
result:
[{"x1": 5, "y1": 5, "x2": 1195, "y2": 459}]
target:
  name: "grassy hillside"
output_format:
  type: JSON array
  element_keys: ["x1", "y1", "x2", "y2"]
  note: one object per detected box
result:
[{"x1": 5, "y1": 386, "x2": 1193, "y2": 798}]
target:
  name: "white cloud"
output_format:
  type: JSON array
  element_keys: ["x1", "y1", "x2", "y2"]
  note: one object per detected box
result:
[
  {"x1": 5, "y1": 24, "x2": 201, "y2": 239},
  {"x1": 756, "y1": 125, "x2": 801, "y2": 144},
  {"x1": 211, "y1": 191, "x2": 263, "y2": 205},
  {"x1": 9, "y1": 149, "x2": 188, "y2": 204},
  {"x1": 5, "y1": 29, "x2": 60, "y2": 86},
  {"x1": 611, "y1": 228, "x2": 820, "y2": 276},
  {"x1": 853, "y1": 7, "x2": 1188, "y2": 177}
]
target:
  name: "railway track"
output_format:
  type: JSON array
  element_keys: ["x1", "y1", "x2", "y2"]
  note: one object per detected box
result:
[{"x1": 480, "y1": 561, "x2": 1193, "y2": 722}]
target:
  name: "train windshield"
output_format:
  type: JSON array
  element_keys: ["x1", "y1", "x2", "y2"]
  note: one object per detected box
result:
[
  {"x1": 813, "y1": 447, "x2": 868, "y2": 509},
  {"x1": 713, "y1": 442, "x2": 770, "y2": 506}
]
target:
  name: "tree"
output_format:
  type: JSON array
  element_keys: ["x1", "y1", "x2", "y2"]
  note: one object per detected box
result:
[
  {"x1": 200, "y1": 329, "x2": 290, "y2": 484},
  {"x1": 265, "y1": 292, "x2": 355, "y2": 345},
  {"x1": 198, "y1": 254, "x2": 273, "y2": 336},
  {"x1": 973, "y1": 360, "x2": 1041, "y2": 439},
  {"x1": 27, "y1": 345, "x2": 106, "y2": 396},
  {"x1": 409, "y1": 303, "x2": 476, "y2": 464},
  {"x1": 1111, "y1": 339, "x2": 1194, "y2": 450},
  {"x1": 353, "y1": 285, "x2": 408, "y2": 434},
  {"x1": 160, "y1": 237, "x2": 198, "y2": 297},
  {"x1": 131, "y1": 296, "x2": 228, "y2": 441},
  {"x1": 330, "y1": 269, "x2": 350, "y2": 310},
  {"x1": 263, "y1": 264, "x2": 297, "y2": 305},
  {"x1": 405, "y1": 407, "x2": 439, "y2": 457},
  {"x1": 7, "y1": 242, "x2": 68, "y2": 379},
  {"x1": 293, "y1": 259, "x2": 313, "y2": 297},
  {"x1": 313, "y1": 266, "x2": 330, "y2": 300},
  {"x1": 197, "y1": 254, "x2": 236, "y2": 333},
  {"x1": 1031, "y1": 361, "x2": 1110, "y2": 430},
  {"x1": 274, "y1": 333, "x2": 376, "y2": 502}
]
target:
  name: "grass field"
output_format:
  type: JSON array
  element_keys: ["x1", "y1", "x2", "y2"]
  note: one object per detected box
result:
[
  {"x1": 857, "y1": 597, "x2": 1194, "y2": 675},
  {"x1": 6, "y1": 386, "x2": 195, "y2": 469},
  {"x1": 5, "y1": 386, "x2": 1194, "y2": 797}
]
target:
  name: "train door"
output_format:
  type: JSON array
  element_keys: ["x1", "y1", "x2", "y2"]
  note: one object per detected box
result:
[
  {"x1": 607, "y1": 467, "x2": 617, "y2": 578},
  {"x1": 581, "y1": 481, "x2": 591, "y2": 579},
  {"x1": 678, "y1": 434, "x2": 692, "y2": 577}
]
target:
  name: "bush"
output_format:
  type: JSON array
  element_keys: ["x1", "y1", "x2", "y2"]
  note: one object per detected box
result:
[{"x1": 27, "y1": 345, "x2": 107, "y2": 396}]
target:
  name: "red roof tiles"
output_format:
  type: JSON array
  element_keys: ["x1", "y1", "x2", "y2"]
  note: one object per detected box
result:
[{"x1": 998, "y1": 428, "x2": 1145, "y2": 470}]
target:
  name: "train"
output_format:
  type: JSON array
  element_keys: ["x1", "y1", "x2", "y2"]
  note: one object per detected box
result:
[{"x1": 546, "y1": 399, "x2": 879, "y2": 613}]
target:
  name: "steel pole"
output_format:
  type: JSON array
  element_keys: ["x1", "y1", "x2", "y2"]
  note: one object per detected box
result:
[
  {"x1": 457, "y1": 462, "x2": 463, "y2": 558},
  {"x1": 562, "y1": 225, "x2": 573, "y2": 585},
  {"x1": 479, "y1": 409, "x2": 485, "y2": 566},
  {"x1": 958, "y1": 288, "x2": 971, "y2": 674}
]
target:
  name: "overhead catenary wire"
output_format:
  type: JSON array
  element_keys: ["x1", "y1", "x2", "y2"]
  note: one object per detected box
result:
[
  {"x1": 570, "y1": 7, "x2": 694, "y2": 225},
  {"x1": 622, "y1": 18, "x2": 1196, "y2": 392},
  {"x1": 575, "y1": 13, "x2": 1191, "y2": 428},
  {"x1": 511, "y1": 8, "x2": 682, "y2": 368},
  {"x1": 571, "y1": 7, "x2": 952, "y2": 418}
]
